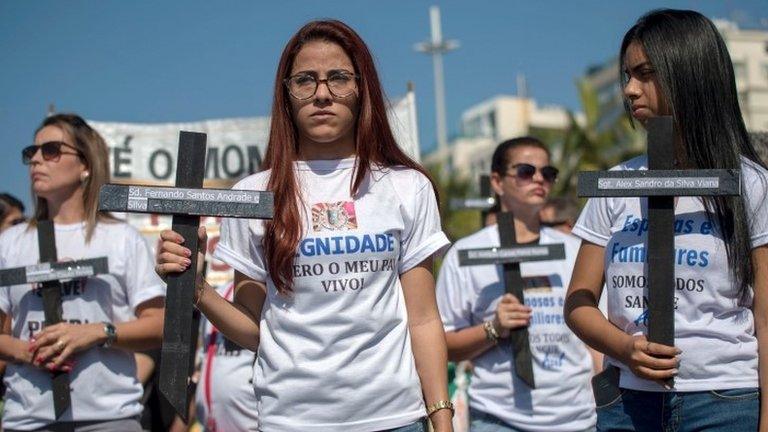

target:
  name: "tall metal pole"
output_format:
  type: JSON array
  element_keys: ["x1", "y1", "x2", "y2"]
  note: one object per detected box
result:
[{"x1": 415, "y1": 6, "x2": 459, "y2": 169}]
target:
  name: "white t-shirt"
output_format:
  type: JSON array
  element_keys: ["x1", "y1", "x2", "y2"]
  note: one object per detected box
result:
[
  {"x1": 437, "y1": 225, "x2": 596, "y2": 431},
  {"x1": 213, "y1": 158, "x2": 450, "y2": 432},
  {"x1": 0, "y1": 221, "x2": 166, "y2": 431},
  {"x1": 573, "y1": 156, "x2": 768, "y2": 392},
  {"x1": 195, "y1": 282, "x2": 259, "y2": 432}
]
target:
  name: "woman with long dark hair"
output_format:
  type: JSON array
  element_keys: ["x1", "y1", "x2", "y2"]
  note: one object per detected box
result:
[
  {"x1": 0, "y1": 114, "x2": 166, "y2": 431},
  {"x1": 564, "y1": 9, "x2": 768, "y2": 431},
  {"x1": 156, "y1": 20, "x2": 452, "y2": 432}
]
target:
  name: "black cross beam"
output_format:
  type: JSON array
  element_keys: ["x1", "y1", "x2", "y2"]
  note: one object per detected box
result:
[
  {"x1": 450, "y1": 174, "x2": 496, "y2": 227},
  {"x1": 459, "y1": 211, "x2": 566, "y2": 388},
  {"x1": 37, "y1": 220, "x2": 70, "y2": 420},
  {"x1": 0, "y1": 258, "x2": 108, "y2": 286},
  {"x1": 97, "y1": 131, "x2": 274, "y2": 421},
  {"x1": 577, "y1": 116, "x2": 741, "y2": 386},
  {"x1": 0, "y1": 221, "x2": 112, "y2": 428}
]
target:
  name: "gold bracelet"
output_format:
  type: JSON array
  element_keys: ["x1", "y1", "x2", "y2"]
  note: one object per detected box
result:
[
  {"x1": 426, "y1": 400, "x2": 454, "y2": 417},
  {"x1": 483, "y1": 320, "x2": 499, "y2": 344}
]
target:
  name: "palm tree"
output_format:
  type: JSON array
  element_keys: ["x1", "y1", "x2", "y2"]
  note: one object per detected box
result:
[
  {"x1": 426, "y1": 162, "x2": 481, "y2": 242},
  {"x1": 551, "y1": 77, "x2": 644, "y2": 197}
]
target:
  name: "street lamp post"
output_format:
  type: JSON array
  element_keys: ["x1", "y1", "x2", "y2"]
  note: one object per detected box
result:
[{"x1": 414, "y1": 6, "x2": 459, "y2": 171}]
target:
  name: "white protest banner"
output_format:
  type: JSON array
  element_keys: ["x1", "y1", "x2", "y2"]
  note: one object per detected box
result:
[{"x1": 91, "y1": 90, "x2": 420, "y2": 186}]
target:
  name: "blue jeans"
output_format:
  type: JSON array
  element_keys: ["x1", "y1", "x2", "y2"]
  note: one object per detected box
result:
[
  {"x1": 470, "y1": 408, "x2": 596, "y2": 432},
  {"x1": 596, "y1": 388, "x2": 759, "y2": 431},
  {"x1": 382, "y1": 418, "x2": 429, "y2": 432}
]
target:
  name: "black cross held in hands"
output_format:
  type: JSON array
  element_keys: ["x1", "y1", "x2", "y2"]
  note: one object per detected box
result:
[
  {"x1": 458, "y1": 211, "x2": 566, "y2": 388},
  {"x1": 577, "y1": 116, "x2": 741, "y2": 386},
  {"x1": 450, "y1": 174, "x2": 496, "y2": 227},
  {"x1": 0, "y1": 220, "x2": 110, "y2": 426},
  {"x1": 98, "y1": 131, "x2": 274, "y2": 421}
]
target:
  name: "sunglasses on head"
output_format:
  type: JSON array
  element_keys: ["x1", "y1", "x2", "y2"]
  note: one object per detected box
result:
[
  {"x1": 507, "y1": 163, "x2": 559, "y2": 183},
  {"x1": 22, "y1": 141, "x2": 83, "y2": 165}
]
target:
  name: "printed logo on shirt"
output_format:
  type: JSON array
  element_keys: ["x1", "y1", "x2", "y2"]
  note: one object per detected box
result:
[
  {"x1": 312, "y1": 201, "x2": 357, "y2": 232},
  {"x1": 27, "y1": 318, "x2": 91, "y2": 339},
  {"x1": 32, "y1": 279, "x2": 87, "y2": 297},
  {"x1": 294, "y1": 231, "x2": 398, "y2": 294},
  {"x1": 609, "y1": 213, "x2": 718, "y2": 331},
  {"x1": 522, "y1": 275, "x2": 552, "y2": 293}
]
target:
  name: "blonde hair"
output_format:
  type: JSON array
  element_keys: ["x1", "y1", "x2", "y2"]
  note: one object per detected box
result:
[{"x1": 29, "y1": 113, "x2": 118, "y2": 241}]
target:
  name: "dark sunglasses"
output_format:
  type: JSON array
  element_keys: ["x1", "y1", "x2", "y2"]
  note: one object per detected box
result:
[
  {"x1": 22, "y1": 141, "x2": 83, "y2": 165},
  {"x1": 507, "y1": 163, "x2": 559, "y2": 183}
]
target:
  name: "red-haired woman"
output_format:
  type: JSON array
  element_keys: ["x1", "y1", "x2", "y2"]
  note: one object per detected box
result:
[{"x1": 156, "y1": 20, "x2": 452, "y2": 432}]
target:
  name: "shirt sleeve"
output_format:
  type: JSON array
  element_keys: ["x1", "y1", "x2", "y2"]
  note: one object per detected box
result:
[
  {"x1": 213, "y1": 217, "x2": 267, "y2": 282},
  {"x1": 435, "y1": 246, "x2": 473, "y2": 332},
  {"x1": 398, "y1": 173, "x2": 450, "y2": 274},
  {"x1": 744, "y1": 163, "x2": 768, "y2": 248},
  {"x1": 572, "y1": 196, "x2": 613, "y2": 247},
  {"x1": 125, "y1": 229, "x2": 166, "y2": 312}
]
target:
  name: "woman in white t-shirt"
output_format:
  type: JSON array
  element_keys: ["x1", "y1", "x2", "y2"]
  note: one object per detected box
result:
[
  {"x1": 155, "y1": 20, "x2": 452, "y2": 432},
  {"x1": 0, "y1": 113, "x2": 166, "y2": 432},
  {"x1": 437, "y1": 137, "x2": 597, "y2": 432},
  {"x1": 564, "y1": 9, "x2": 768, "y2": 431}
]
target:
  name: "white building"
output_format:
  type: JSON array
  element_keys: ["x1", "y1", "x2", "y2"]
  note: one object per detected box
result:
[
  {"x1": 715, "y1": 19, "x2": 768, "y2": 131},
  {"x1": 582, "y1": 19, "x2": 768, "y2": 133},
  {"x1": 424, "y1": 95, "x2": 579, "y2": 180}
]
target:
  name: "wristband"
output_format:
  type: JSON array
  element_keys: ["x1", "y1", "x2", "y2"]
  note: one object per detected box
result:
[
  {"x1": 101, "y1": 322, "x2": 117, "y2": 348},
  {"x1": 483, "y1": 320, "x2": 499, "y2": 344}
]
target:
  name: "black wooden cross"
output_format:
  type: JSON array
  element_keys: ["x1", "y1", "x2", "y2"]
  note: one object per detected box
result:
[
  {"x1": 98, "y1": 131, "x2": 274, "y2": 420},
  {"x1": 458, "y1": 211, "x2": 566, "y2": 388},
  {"x1": 450, "y1": 174, "x2": 496, "y2": 227},
  {"x1": 0, "y1": 220, "x2": 109, "y2": 423},
  {"x1": 578, "y1": 116, "x2": 740, "y2": 385}
]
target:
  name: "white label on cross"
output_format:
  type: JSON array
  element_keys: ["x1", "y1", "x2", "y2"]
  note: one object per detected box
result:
[
  {"x1": 127, "y1": 186, "x2": 261, "y2": 204},
  {"x1": 467, "y1": 246, "x2": 550, "y2": 260},
  {"x1": 26, "y1": 264, "x2": 96, "y2": 283},
  {"x1": 462, "y1": 198, "x2": 495, "y2": 208},
  {"x1": 597, "y1": 177, "x2": 720, "y2": 190}
]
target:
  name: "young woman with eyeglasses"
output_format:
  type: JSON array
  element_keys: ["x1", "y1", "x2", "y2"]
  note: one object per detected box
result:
[
  {"x1": 0, "y1": 113, "x2": 166, "y2": 432},
  {"x1": 564, "y1": 9, "x2": 768, "y2": 431},
  {"x1": 436, "y1": 137, "x2": 598, "y2": 431},
  {"x1": 155, "y1": 20, "x2": 452, "y2": 432}
]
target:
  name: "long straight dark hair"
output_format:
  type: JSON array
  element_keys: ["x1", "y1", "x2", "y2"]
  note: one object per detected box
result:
[
  {"x1": 620, "y1": 9, "x2": 767, "y2": 296},
  {"x1": 264, "y1": 20, "x2": 436, "y2": 294}
]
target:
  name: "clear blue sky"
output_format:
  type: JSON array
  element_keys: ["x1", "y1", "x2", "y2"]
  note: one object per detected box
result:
[{"x1": 2, "y1": 0, "x2": 765, "y2": 209}]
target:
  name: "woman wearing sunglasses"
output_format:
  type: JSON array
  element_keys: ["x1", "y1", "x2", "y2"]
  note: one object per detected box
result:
[
  {"x1": 565, "y1": 9, "x2": 768, "y2": 431},
  {"x1": 0, "y1": 113, "x2": 165, "y2": 432},
  {"x1": 436, "y1": 137, "x2": 597, "y2": 431},
  {"x1": 155, "y1": 20, "x2": 452, "y2": 432}
]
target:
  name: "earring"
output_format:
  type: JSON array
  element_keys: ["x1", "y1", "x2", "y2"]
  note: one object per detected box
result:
[{"x1": 80, "y1": 172, "x2": 90, "y2": 182}]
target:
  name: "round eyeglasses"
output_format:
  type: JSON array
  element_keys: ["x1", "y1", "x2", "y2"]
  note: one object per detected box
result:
[{"x1": 284, "y1": 71, "x2": 359, "y2": 100}]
